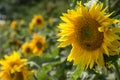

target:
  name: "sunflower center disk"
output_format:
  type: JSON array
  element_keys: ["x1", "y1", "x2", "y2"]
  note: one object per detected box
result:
[
  {"x1": 76, "y1": 18, "x2": 104, "y2": 51},
  {"x1": 36, "y1": 41, "x2": 42, "y2": 49},
  {"x1": 26, "y1": 47, "x2": 31, "y2": 53},
  {"x1": 11, "y1": 72, "x2": 24, "y2": 80},
  {"x1": 36, "y1": 18, "x2": 41, "y2": 24}
]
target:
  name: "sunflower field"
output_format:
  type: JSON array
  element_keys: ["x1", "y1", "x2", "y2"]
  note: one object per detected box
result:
[{"x1": 0, "y1": 0, "x2": 120, "y2": 80}]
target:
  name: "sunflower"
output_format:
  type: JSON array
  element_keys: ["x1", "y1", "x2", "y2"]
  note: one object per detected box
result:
[
  {"x1": 29, "y1": 22, "x2": 34, "y2": 32},
  {"x1": 0, "y1": 51, "x2": 34, "y2": 80},
  {"x1": 22, "y1": 42, "x2": 33, "y2": 56},
  {"x1": 11, "y1": 20, "x2": 18, "y2": 30},
  {"x1": 57, "y1": 1, "x2": 120, "y2": 69},
  {"x1": 9, "y1": 38, "x2": 20, "y2": 49},
  {"x1": 31, "y1": 15, "x2": 45, "y2": 28},
  {"x1": 48, "y1": 17, "x2": 54, "y2": 25},
  {"x1": 30, "y1": 34, "x2": 46, "y2": 55}
]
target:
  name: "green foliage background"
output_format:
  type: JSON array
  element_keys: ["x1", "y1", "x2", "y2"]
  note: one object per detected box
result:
[{"x1": 0, "y1": 0, "x2": 120, "y2": 80}]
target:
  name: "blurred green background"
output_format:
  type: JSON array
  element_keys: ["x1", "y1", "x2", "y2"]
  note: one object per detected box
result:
[{"x1": 0, "y1": 0, "x2": 120, "y2": 80}]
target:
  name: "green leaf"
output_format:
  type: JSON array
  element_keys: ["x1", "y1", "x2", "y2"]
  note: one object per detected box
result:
[{"x1": 69, "y1": 64, "x2": 83, "y2": 80}]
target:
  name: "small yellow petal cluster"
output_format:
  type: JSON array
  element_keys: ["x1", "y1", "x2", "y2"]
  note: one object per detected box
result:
[
  {"x1": 30, "y1": 34, "x2": 46, "y2": 55},
  {"x1": 22, "y1": 42, "x2": 33, "y2": 56},
  {"x1": 0, "y1": 51, "x2": 34, "y2": 80},
  {"x1": 29, "y1": 22, "x2": 34, "y2": 32},
  {"x1": 31, "y1": 15, "x2": 45, "y2": 28},
  {"x1": 11, "y1": 20, "x2": 18, "y2": 30},
  {"x1": 22, "y1": 34, "x2": 46, "y2": 56}
]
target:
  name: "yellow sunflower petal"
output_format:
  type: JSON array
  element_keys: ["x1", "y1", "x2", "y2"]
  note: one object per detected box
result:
[
  {"x1": 0, "y1": 51, "x2": 33, "y2": 80},
  {"x1": 57, "y1": 1, "x2": 120, "y2": 70}
]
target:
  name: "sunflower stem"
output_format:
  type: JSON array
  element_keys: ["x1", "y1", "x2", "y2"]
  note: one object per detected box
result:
[
  {"x1": 34, "y1": 74, "x2": 38, "y2": 80},
  {"x1": 114, "y1": 61, "x2": 120, "y2": 80}
]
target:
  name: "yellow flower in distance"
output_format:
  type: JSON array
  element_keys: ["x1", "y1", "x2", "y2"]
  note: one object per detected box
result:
[
  {"x1": 0, "y1": 51, "x2": 33, "y2": 80},
  {"x1": 9, "y1": 38, "x2": 20, "y2": 49},
  {"x1": 48, "y1": 17, "x2": 54, "y2": 25},
  {"x1": 22, "y1": 42, "x2": 33, "y2": 56},
  {"x1": 11, "y1": 20, "x2": 17, "y2": 30},
  {"x1": 32, "y1": 15, "x2": 45, "y2": 28},
  {"x1": 30, "y1": 34, "x2": 46, "y2": 55},
  {"x1": 57, "y1": 1, "x2": 120, "y2": 69},
  {"x1": 20, "y1": 19, "x2": 25, "y2": 25},
  {"x1": 29, "y1": 22, "x2": 34, "y2": 32}
]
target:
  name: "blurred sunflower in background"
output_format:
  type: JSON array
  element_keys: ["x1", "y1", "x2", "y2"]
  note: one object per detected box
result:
[
  {"x1": 31, "y1": 15, "x2": 45, "y2": 28},
  {"x1": 29, "y1": 22, "x2": 34, "y2": 32},
  {"x1": 0, "y1": 51, "x2": 34, "y2": 80},
  {"x1": 9, "y1": 38, "x2": 20, "y2": 49},
  {"x1": 22, "y1": 42, "x2": 33, "y2": 56},
  {"x1": 30, "y1": 34, "x2": 46, "y2": 55},
  {"x1": 57, "y1": 1, "x2": 120, "y2": 69},
  {"x1": 10, "y1": 20, "x2": 18, "y2": 30},
  {"x1": 20, "y1": 19, "x2": 25, "y2": 25},
  {"x1": 48, "y1": 17, "x2": 54, "y2": 25}
]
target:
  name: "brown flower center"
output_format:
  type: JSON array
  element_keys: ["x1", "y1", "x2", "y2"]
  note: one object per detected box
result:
[
  {"x1": 75, "y1": 17, "x2": 104, "y2": 51},
  {"x1": 36, "y1": 18, "x2": 42, "y2": 24},
  {"x1": 36, "y1": 41, "x2": 42, "y2": 49},
  {"x1": 25, "y1": 47, "x2": 31, "y2": 53},
  {"x1": 11, "y1": 72, "x2": 24, "y2": 80}
]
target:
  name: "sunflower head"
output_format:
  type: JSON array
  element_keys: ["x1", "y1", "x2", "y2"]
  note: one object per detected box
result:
[
  {"x1": 0, "y1": 51, "x2": 34, "y2": 80},
  {"x1": 22, "y1": 43, "x2": 33, "y2": 56},
  {"x1": 11, "y1": 20, "x2": 18, "y2": 30},
  {"x1": 30, "y1": 34, "x2": 46, "y2": 55},
  {"x1": 57, "y1": 1, "x2": 120, "y2": 69},
  {"x1": 9, "y1": 38, "x2": 20, "y2": 48},
  {"x1": 32, "y1": 15, "x2": 45, "y2": 28}
]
